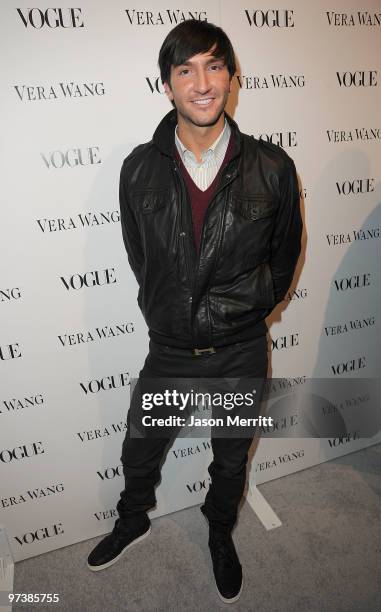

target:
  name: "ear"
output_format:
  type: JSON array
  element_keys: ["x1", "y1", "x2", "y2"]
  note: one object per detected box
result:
[
  {"x1": 228, "y1": 76, "x2": 232, "y2": 93},
  {"x1": 163, "y1": 81, "x2": 174, "y2": 101}
]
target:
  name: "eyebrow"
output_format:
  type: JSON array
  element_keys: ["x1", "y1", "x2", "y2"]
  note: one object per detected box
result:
[{"x1": 179, "y1": 56, "x2": 225, "y2": 67}]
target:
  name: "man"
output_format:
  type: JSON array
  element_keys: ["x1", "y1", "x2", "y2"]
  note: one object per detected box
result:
[{"x1": 88, "y1": 19, "x2": 302, "y2": 604}]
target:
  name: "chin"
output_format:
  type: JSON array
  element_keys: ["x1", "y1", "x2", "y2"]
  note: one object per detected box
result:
[{"x1": 189, "y1": 110, "x2": 224, "y2": 128}]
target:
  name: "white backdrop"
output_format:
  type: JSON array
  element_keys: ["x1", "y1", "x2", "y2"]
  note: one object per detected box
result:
[{"x1": 1, "y1": 0, "x2": 380, "y2": 561}]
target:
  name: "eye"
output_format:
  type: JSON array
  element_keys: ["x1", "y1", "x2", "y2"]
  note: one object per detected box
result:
[
  {"x1": 209, "y1": 63, "x2": 224, "y2": 71},
  {"x1": 178, "y1": 68, "x2": 190, "y2": 76}
]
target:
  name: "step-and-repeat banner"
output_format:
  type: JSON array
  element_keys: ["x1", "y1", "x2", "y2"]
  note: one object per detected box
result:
[{"x1": 1, "y1": 0, "x2": 380, "y2": 561}]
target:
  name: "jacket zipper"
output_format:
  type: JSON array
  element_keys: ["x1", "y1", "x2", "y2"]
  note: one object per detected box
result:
[
  {"x1": 197, "y1": 165, "x2": 237, "y2": 271},
  {"x1": 173, "y1": 159, "x2": 238, "y2": 346},
  {"x1": 173, "y1": 160, "x2": 196, "y2": 342},
  {"x1": 198, "y1": 167, "x2": 237, "y2": 345}
]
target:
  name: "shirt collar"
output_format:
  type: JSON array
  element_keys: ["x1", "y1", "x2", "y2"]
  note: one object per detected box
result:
[{"x1": 175, "y1": 117, "x2": 231, "y2": 166}]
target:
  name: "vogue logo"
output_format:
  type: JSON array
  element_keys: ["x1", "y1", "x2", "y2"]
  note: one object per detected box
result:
[
  {"x1": 327, "y1": 128, "x2": 381, "y2": 143},
  {"x1": 80, "y1": 372, "x2": 130, "y2": 395},
  {"x1": 0, "y1": 441, "x2": 44, "y2": 463},
  {"x1": 186, "y1": 477, "x2": 211, "y2": 493},
  {"x1": 334, "y1": 273, "x2": 371, "y2": 291},
  {"x1": 16, "y1": 7, "x2": 84, "y2": 28},
  {"x1": 328, "y1": 431, "x2": 360, "y2": 446},
  {"x1": 14, "y1": 82, "x2": 105, "y2": 102},
  {"x1": 235, "y1": 74, "x2": 305, "y2": 89},
  {"x1": 0, "y1": 343, "x2": 22, "y2": 361},
  {"x1": 271, "y1": 333, "x2": 299, "y2": 350},
  {"x1": 336, "y1": 178, "x2": 374, "y2": 195},
  {"x1": 261, "y1": 414, "x2": 298, "y2": 433},
  {"x1": 1, "y1": 287, "x2": 21, "y2": 302},
  {"x1": 244, "y1": 9, "x2": 294, "y2": 27},
  {"x1": 37, "y1": 210, "x2": 120, "y2": 233},
  {"x1": 336, "y1": 71, "x2": 377, "y2": 87},
  {"x1": 1, "y1": 393, "x2": 44, "y2": 414},
  {"x1": 58, "y1": 322, "x2": 134, "y2": 347},
  {"x1": 146, "y1": 77, "x2": 165, "y2": 94},
  {"x1": 15, "y1": 523, "x2": 64, "y2": 546},
  {"x1": 125, "y1": 9, "x2": 207, "y2": 25},
  {"x1": 60, "y1": 268, "x2": 117, "y2": 290},
  {"x1": 326, "y1": 12, "x2": 381, "y2": 27},
  {"x1": 257, "y1": 131, "x2": 297, "y2": 148},
  {"x1": 41, "y1": 146, "x2": 101, "y2": 169},
  {"x1": 97, "y1": 465, "x2": 123, "y2": 480},
  {"x1": 331, "y1": 357, "x2": 366, "y2": 375}
]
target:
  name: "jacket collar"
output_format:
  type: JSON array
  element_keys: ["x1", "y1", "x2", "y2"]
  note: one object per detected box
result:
[{"x1": 152, "y1": 108, "x2": 242, "y2": 162}]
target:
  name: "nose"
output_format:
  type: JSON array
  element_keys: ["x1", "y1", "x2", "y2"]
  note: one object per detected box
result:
[{"x1": 193, "y1": 68, "x2": 211, "y2": 94}]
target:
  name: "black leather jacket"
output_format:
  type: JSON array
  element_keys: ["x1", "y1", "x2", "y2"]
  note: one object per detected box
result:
[{"x1": 119, "y1": 109, "x2": 302, "y2": 349}]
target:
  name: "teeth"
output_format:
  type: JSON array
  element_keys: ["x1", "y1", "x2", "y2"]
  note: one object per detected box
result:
[{"x1": 193, "y1": 99, "x2": 213, "y2": 105}]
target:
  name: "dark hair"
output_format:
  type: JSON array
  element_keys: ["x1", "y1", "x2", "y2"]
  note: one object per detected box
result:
[{"x1": 158, "y1": 19, "x2": 236, "y2": 85}]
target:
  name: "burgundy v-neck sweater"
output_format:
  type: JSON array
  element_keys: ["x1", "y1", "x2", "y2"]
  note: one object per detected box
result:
[{"x1": 174, "y1": 131, "x2": 234, "y2": 254}]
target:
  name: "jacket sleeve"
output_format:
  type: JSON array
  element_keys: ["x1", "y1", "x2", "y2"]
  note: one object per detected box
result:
[
  {"x1": 269, "y1": 157, "x2": 303, "y2": 303},
  {"x1": 119, "y1": 159, "x2": 145, "y2": 287}
]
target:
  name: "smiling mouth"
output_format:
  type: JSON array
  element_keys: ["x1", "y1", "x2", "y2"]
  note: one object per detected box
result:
[{"x1": 191, "y1": 98, "x2": 214, "y2": 106}]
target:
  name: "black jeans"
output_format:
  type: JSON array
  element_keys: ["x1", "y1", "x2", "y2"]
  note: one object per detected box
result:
[{"x1": 116, "y1": 334, "x2": 268, "y2": 532}]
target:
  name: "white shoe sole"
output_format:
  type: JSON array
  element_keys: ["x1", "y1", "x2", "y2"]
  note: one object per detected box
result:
[
  {"x1": 215, "y1": 576, "x2": 243, "y2": 604},
  {"x1": 87, "y1": 525, "x2": 151, "y2": 572}
]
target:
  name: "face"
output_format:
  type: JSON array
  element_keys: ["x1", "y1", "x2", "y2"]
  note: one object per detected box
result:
[{"x1": 163, "y1": 46, "x2": 232, "y2": 129}]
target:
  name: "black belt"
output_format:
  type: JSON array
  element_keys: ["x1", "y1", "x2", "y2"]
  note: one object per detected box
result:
[{"x1": 191, "y1": 346, "x2": 217, "y2": 356}]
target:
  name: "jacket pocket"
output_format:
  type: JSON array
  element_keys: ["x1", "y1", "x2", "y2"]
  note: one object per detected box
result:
[
  {"x1": 234, "y1": 194, "x2": 277, "y2": 221},
  {"x1": 209, "y1": 261, "x2": 276, "y2": 330},
  {"x1": 133, "y1": 189, "x2": 170, "y2": 215}
]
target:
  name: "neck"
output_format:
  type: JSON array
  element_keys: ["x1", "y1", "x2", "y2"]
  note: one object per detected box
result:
[{"x1": 177, "y1": 113, "x2": 225, "y2": 163}]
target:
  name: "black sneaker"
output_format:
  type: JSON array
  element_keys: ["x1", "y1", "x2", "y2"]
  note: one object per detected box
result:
[
  {"x1": 87, "y1": 516, "x2": 151, "y2": 572},
  {"x1": 208, "y1": 530, "x2": 243, "y2": 603},
  {"x1": 200, "y1": 505, "x2": 243, "y2": 603}
]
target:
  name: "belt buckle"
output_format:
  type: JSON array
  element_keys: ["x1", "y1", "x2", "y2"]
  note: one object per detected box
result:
[{"x1": 192, "y1": 346, "x2": 216, "y2": 356}]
